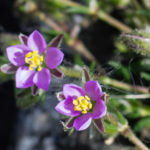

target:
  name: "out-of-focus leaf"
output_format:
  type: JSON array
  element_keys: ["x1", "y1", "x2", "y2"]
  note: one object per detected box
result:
[
  {"x1": 74, "y1": 54, "x2": 84, "y2": 66},
  {"x1": 109, "y1": 61, "x2": 131, "y2": 81},
  {"x1": 16, "y1": 88, "x2": 40, "y2": 109},
  {"x1": 104, "y1": 121, "x2": 118, "y2": 135},
  {"x1": 0, "y1": 56, "x2": 9, "y2": 64},
  {"x1": 140, "y1": 72, "x2": 150, "y2": 81},
  {"x1": 66, "y1": 7, "x2": 89, "y2": 14},
  {"x1": 16, "y1": 93, "x2": 39, "y2": 109},
  {"x1": 133, "y1": 117, "x2": 150, "y2": 132},
  {"x1": 40, "y1": 90, "x2": 46, "y2": 105},
  {"x1": 136, "y1": 10, "x2": 150, "y2": 20},
  {"x1": 90, "y1": 61, "x2": 96, "y2": 73},
  {"x1": 116, "y1": 111, "x2": 127, "y2": 125},
  {"x1": 140, "y1": 59, "x2": 150, "y2": 71}
]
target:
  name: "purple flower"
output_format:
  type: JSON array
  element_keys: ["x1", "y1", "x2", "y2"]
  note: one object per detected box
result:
[
  {"x1": 6, "y1": 30, "x2": 64, "y2": 91},
  {"x1": 55, "y1": 80, "x2": 107, "y2": 131}
]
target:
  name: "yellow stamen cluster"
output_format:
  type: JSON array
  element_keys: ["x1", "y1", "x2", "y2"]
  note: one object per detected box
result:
[
  {"x1": 25, "y1": 50, "x2": 44, "y2": 71},
  {"x1": 73, "y1": 95, "x2": 92, "y2": 114}
]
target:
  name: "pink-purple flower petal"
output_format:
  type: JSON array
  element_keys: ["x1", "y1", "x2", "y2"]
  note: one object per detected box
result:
[
  {"x1": 91, "y1": 99, "x2": 107, "y2": 119},
  {"x1": 33, "y1": 68, "x2": 51, "y2": 91},
  {"x1": 27, "y1": 30, "x2": 47, "y2": 53},
  {"x1": 73, "y1": 114, "x2": 92, "y2": 131},
  {"x1": 55, "y1": 96, "x2": 80, "y2": 117},
  {"x1": 63, "y1": 84, "x2": 86, "y2": 98},
  {"x1": 85, "y1": 80, "x2": 102, "y2": 101},
  {"x1": 46, "y1": 47, "x2": 64, "y2": 69},
  {"x1": 7, "y1": 45, "x2": 29, "y2": 66},
  {"x1": 16, "y1": 66, "x2": 35, "y2": 88}
]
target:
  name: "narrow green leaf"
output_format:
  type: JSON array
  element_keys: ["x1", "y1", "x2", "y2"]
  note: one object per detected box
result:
[
  {"x1": 74, "y1": 54, "x2": 84, "y2": 66},
  {"x1": 116, "y1": 111, "x2": 127, "y2": 125},
  {"x1": 66, "y1": 7, "x2": 89, "y2": 14},
  {"x1": 90, "y1": 61, "x2": 96, "y2": 73},
  {"x1": 133, "y1": 117, "x2": 150, "y2": 132},
  {"x1": 140, "y1": 72, "x2": 150, "y2": 81},
  {"x1": 104, "y1": 122, "x2": 118, "y2": 135}
]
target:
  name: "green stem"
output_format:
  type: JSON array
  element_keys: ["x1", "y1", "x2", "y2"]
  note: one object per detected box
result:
[
  {"x1": 120, "y1": 126, "x2": 149, "y2": 150},
  {"x1": 100, "y1": 76, "x2": 149, "y2": 94},
  {"x1": 97, "y1": 10, "x2": 131, "y2": 32},
  {"x1": 114, "y1": 94, "x2": 150, "y2": 99},
  {"x1": 107, "y1": 113, "x2": 149, "y2": 150}
]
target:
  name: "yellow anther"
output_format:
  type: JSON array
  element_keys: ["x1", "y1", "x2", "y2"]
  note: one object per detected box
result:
[
  {"x1": 88, "y1": 103, "x2": 92, "y2": 109},
  {"x1": 25, "y1": 52, "x2": 32, "y2": 58},
  {"x1": 82, "y1": 110, "x2": 87, "y2": 114},
  {"x1": 85, "y1": 95, "x2": 90, "y2": 101},
  {"x1": 40, "y1": 56, "x2": 44, "y2": 61},
  {"x1": 82, "y1": 99, "x2": 88, "y2": 105},
  {"x1": 74, "y1": 106, "x2": 82, "y2": 111},
  {"x1": 73, "y1": 95, "x2": 92, "y2": 114},
  {"x1": 25, "y1": 50, "x2": 44, "y2": 71},
  {"x1": 29, "y1": 64, "x2": 34, "y2": 71},
  {"x1": 73, "y1": 100, "x2": 78, "y2": 105},
  {"x1": 37, "y1": 66, "x2": 43, "y2": 71}
]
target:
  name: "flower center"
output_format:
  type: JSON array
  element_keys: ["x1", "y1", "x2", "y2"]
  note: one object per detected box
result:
[
  {"x1": 73, "y1": 95, "x2": 92, "y2": 114},
  {"x1": 25, "y1": 50, "x2": 44, "y2": 71}
]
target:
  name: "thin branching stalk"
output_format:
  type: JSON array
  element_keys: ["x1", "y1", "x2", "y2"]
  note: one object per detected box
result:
[
  {"x1": 54, "y1": 0, "x2": 132, "y2": 32},
  {"x1": 97, "y1": 11, "x2": 131, "y2": 32},
  {"x1": 36, "y1": 11, "x2": 63, "y2": 32},
  {"x1": 35, "y1": 11, "x2": 97, "y2": 62}
]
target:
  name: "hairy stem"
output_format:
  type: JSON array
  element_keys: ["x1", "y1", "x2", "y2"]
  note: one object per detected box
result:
[{"x1": 100, "y1": 76, "x2": 149, "y2": 94}]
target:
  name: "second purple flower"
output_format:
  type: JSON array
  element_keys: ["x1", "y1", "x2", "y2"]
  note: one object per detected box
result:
[{"x1": 55, "y1": 80, "x2": 107, "y2": 131}]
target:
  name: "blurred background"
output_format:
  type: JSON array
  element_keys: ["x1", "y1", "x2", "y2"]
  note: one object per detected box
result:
[{"x1": 1, "y1": 0, "x2": 150, "y2": 150}]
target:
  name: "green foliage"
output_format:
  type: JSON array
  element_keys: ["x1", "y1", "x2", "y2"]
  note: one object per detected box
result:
[
  {"x1": 139, "y1": 58, "x2": 150, "y2": 71},
  {"x1": 89, "y1": 61, "x2": 96, "y2": 73},
  {"x1": 140, "y1": 72, "x2": 150, "y2": 81},
  {"x1": 109, "y1": 61, "x2": 131, "y2": 81},
  {"x1": 133, "y1": 117, "x2": 150, "y2": 132},
  {"x1": 116, "y1": 111, "x2": 127, "y2": 125},
  {"x1": 15, "y1": 88, "x2": 42, "y2": 109},
  {"x1": 66, "y1": 7, "x2": 89, "y2": 14},
  {"x1": 104, "y1": 121, "x2": 118, "y2": 136},
  {"x1": 74, "y1": 54, "x2": 84, "y2": 66}
]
